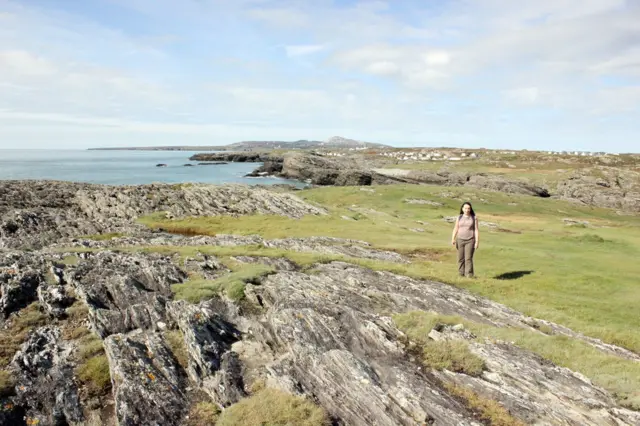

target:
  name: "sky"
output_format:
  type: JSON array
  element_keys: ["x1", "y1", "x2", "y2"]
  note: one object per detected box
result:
[{"x1": 0, "y1": 0, "x2": 639, "y2": 152}]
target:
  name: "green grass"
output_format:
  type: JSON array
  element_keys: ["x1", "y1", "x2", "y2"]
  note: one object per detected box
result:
[
  {"x1": 56, "y1": 254, "x2": 80, "y2": 266},
  {"x1": 0, "y1": 303, "x2": 48, "y2": 367},
  {"x1": 172, "y1": 264, "x2": 275, "y2": 303},
  {"x1": 164, "y1": 330, "x2": 189, "y2": 369},
  {"x1": 421, "y1": 340, "x2": 485, "y2": 376},
  {"x1": 76, "y1": 355, "x2": 111, "y2": 397},
  {"x1": 77, "y1": 232, "x2": 126, "y2": 241},
  {"x1": 394, "y1": 311, "x2": 640, "y2": 409},
  {"x1": 75, "y1": 333, "x2": 111, "y2": 397},
  {"x1": 136, "y1": 183, "x2": 640, "y2": 358},
  {"x1": 444, "y1": 383, "x2": 526, "y2": 426},
  {"x1": 216, "y1": 388, "x2": 330, "y2": 426},
  {"x1": 128, "y1": 244, "x2": 340, "y2": 269},
  {"x1": 186, "y1": 402, "x2": 220, "y2": 426}
]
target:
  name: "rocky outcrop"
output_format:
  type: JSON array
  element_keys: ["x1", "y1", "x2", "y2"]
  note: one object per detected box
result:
[
  {"x1": 377, "y1": 169, "x2": 551, "y2": 197},
  {"x1": 189, "y1": 151, "x2": 555, "y2": 200},
  {"x1": 61, "y1": 234, "x2": 409, "y2": 264},
  {"x1": 466, "y1": 174, "x2": 550, "y2": 197},
  {"x1": 1, "y1": 181, "x2": 639, "y2": 425},
  {"x1": 37, "y1": 280, "x2": 75, "y2": 319},
  {"x1": 244, "y1": 159, "x2": 284, "y2": 177},
  {"x1": 243, "y1": 262, "x2": 639, "y2": 425},
  {"x1": 1, "y1": 237, "x2": 638, "y2": 425},
  {"x1": 0, "y1": 181, "x2": 326, "y2": 249},
  {"x1": 104, "y1": 330, "x2": 189, "y2": 426},
  {"x1": 11, "y1": 326, "x2": 83, "y2": 425},
  {"x1": 69, "y1": 252, "x2": 187, "y2": 337},
  {"x1": 555, "y1": 167, "x2": 640, "y2": 212},
  {"x1": 0, "y1": 267, "x2": 42, "y2": 318},
  {"x1": 281, "y1": 152, "x2": 410, "y2": 186},
  {"x1": 425, "y1": 323, "x2": 640, "y2": 424},
  {"x1": 166, "y1": 300, "x2": 246, "y2": 407},
  {"x1": 189, "y1": 152, "x2": 276, "y2": 163}
]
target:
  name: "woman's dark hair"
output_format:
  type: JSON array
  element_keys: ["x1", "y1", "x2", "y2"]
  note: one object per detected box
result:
[{"x1": 459, "y1": 202, "x2": 476, "y2": 217}]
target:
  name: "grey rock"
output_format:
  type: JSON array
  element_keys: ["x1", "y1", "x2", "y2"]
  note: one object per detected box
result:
[
  {"x1": 0, "y1": 267, "x2": 42, "y2": 318},
  {"x1": 104, "y1": 330, "x2": 188, "y2": 426},
  {"x1": 434, "y1": 342, "x2": 640, "y2": 425},
  {"x1": 466, "y1": 174, "x2": 550, "y2": 197},
  {"x1": 37, "y1": 282, "x2": 74, "y2": 318},
  {"x1": 404, "y1": 198, "x2": 444, "y2": 206},
  {"x1": 0, "y1": 181, "x2": 327, "y2": 249},
  {"x1": 263, "y1": 236, "x2": 408, "y2": 263},
  {"x1": 166, "y1": 300, "x2": 246, "y2": 407},
  {"x1": 231, "y1": 255, "x2": 298, "y2": 271},
  {"x1": 245, "y1": 159, "x2": 284, "y2": 177},
  {"x1": 281, "y1": 152, "x2": 410, "y2": 186},
  {"x1": 556, "y1": 167, "x2": 640, "y2": 212},
  {"x1": 245, "y1": 262, "x2": 639, "y2": 425},
  {"x1": 183, "y1": 255, "x2": 229, "y2": 280},
  {"x1": 11, "y1": 326, "x2": 83, "y2": 426},
  {"x1": 69, "y1": 252, "x2": 187, "y2": 337},
  {"x1": 64, "y1": 234, "x2": 409, "y2": 264},
  {"x1": 189, "y1": 152, "x2": 276, "y2": 163}
]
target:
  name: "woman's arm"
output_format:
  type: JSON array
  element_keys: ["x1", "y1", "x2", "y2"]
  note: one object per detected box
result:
[
  {"x1": 474, "y1": 216, "x2": 480, "y2": 248},
  {"x1": 451, "y1": 217, "x2": 459, "y2": 245}
]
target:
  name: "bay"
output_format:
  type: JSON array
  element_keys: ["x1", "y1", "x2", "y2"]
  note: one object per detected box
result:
[{"x1": 0, "y1": 150, "x2": 302, "y2": 186}]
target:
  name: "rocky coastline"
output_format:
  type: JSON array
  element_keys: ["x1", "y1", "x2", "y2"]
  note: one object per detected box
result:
[
  {"x1": 0, "y1": 179, "x2": 639, "y2": 425},
  {"x1": 187, "y1": 151, "x2": 640, "y2": 212}
]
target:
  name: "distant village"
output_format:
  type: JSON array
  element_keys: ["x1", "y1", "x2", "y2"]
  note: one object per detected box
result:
[
  {"x1": 317, "y1": 147, "x2": 616, "y2": 162},
  {"x1": 319, "y1": 148, "x2": 480, "y2": 161}
]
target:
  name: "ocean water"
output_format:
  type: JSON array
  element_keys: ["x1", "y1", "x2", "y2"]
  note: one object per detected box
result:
[{"x1": 0, "y1": 150, "x2": 302, "y2": 186}]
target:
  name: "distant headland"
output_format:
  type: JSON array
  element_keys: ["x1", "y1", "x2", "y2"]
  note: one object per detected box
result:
[{"x1": 88, "y1": 136, "x2": 391, "y2": 151}]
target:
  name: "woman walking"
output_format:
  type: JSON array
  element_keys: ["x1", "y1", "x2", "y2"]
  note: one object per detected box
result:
[{"x1": 451, "y1": 202, "x2": 479, "y2": 278}]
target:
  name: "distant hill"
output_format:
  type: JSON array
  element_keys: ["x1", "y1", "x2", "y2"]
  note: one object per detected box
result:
[
  {"x1": 319, "y1": 136, "x2": 389, "y2": 148},
  {"x1": 88, "y1": 137, "x2": 390, "y2": 151}
]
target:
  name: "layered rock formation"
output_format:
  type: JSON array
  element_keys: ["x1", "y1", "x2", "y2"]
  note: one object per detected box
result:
[
  {"x1": 188, "y1": 152, "x2": 276, "y2": 163},
  {"x1": 1, "y1": 180, "x2": 638, "y2": 425},
  {"x1": 0, "y1": 180, "x2": 325, "y2": 250}
]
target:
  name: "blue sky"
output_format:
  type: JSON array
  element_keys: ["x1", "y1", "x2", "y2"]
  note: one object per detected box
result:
[{"x1": 0, "y1": 0, "x2": 639, "y2": 152}]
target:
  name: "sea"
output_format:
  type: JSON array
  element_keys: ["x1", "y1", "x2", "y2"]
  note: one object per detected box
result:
[{"x1": 0, "y1": 149, "x2": 304, "y2": 187}]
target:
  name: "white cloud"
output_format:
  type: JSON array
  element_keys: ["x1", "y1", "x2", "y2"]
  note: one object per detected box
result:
[
  {"x1": 0, "y1": 0, "x2": 639, "y2": 151},
  {"x1": 285, "y1": 44, "x2": 327, "y2": 57},
  {"x1": 248, "y1": 7, "x2": 309, "y2": 27},
  {"x1": 424, "y1": 51, "x2": 451, "y2": 66},
  {"x1": 366, "y1": 61, "x2": 399, "y2": 76},
  {"x1": 0, "y1": 50, "x2": 57, "y2": 76},
  {"x1": 504, "y1": 87, "x2": 541, "y2": 105}
]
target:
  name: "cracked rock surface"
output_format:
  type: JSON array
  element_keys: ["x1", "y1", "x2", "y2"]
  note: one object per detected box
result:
[{"x1": 1, "y1": 181, "x2": 638, "y2": 426}]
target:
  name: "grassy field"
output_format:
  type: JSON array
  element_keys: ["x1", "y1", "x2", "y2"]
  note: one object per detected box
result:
[{"x1": 134, "y1": 183, "x2": 640, "y2": 408}]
